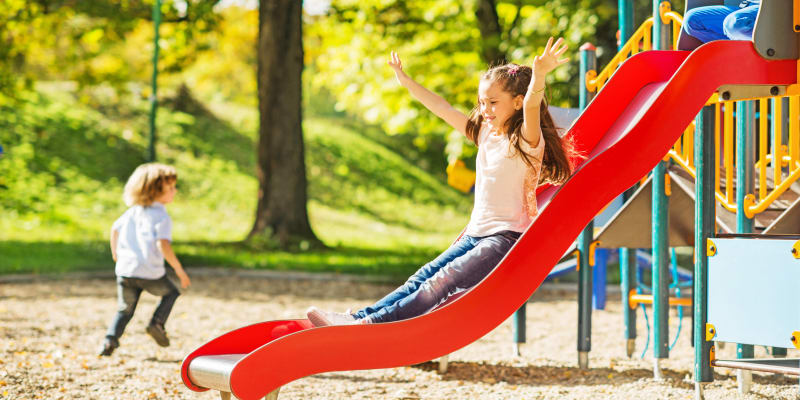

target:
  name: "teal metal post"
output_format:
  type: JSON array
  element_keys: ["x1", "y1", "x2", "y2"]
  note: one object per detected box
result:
[
  {"x1": 736, "y1": 101, "x2": 755, "y2": 234},
  {"x1": 577, "y1": 43, "x2": 597, "y2": 370},
  {"x1": 618, "y1": 0, "x2": 637, "y2": 358},
  {"x1": 651, "y1": 155, "x2": 670, "y2": 376},
  {"x1": 577, "y1": 226, "x2": 593, "y2": 369},
  {"x1": 651, "y1": 0, "x2": 671, "y2": 379},
  {"x1": 147, "y1": 0, "x2": 162, "y2": 162},
  {"x1": 653, "y1": 0, "x2": 671, "y2": 51},
  {"x1": 694, "y1": 106, "x2": 715, "y2": 400},
  {"x1": 735, "y1": 100, "x2": 755, "y2": 393},
  {"x1": 619, "y1": 0, "x2": 634, "y2": 50},
  {"x1": 620, "y1": 248, "x2": 637, "y2": 357},
  {"x1": 770, "y1": 98, "x2": 789, "y2": 359},
  {"x1": 512, "y1": 302, "x2": 526, "y2": 356},
  {"x1": 579, "y1": 43, "x2": 597, "y2": 119}
]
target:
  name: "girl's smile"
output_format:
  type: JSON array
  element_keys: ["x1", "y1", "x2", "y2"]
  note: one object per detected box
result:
[{"x1": 478, "y1": 80, "x2": 523, "y2": 133}]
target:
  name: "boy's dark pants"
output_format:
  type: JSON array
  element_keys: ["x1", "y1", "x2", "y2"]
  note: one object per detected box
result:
[{"x1": 105, "y1": 275, "x2": 180, "y2": 341}]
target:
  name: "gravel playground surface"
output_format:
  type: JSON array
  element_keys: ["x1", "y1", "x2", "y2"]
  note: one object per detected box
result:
[{"x1": 2, "y1": 269, "x2": 799, "y2": 400}]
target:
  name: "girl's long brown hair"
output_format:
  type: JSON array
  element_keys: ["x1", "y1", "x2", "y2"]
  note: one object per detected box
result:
[{"x1": 464, "y1": 63, "x2": 576, "y2": 185}]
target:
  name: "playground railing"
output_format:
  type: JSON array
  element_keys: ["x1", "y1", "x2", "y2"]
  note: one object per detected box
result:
[
  {"x1": 584, "y1": 16, "x2": 652, "y2": 92},
  {"x1": 669, "y1": 94, "x2": 800, "y2": 217},
  {"x1": 587, "y1": 1, "x2": 800, "y2": 218},
  {"x1": 585, "y1": 3, "x2": 682, "y2": 92}
]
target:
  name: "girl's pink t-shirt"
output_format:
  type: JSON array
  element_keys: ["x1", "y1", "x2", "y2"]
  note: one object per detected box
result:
[{"x1": 464, "y1": 127, "x2": 545, "y2": 237}]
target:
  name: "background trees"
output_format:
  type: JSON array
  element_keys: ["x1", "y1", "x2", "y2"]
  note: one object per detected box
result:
[
  {"x1": 306, "y1": 0, "x2": 618, "y2": 164},
  {"x1": 1, "y1": 0, "x2": 654, "y2": 250},
  {"x1": 250, "y1": 0, "x2": 318, "y2": 247}
]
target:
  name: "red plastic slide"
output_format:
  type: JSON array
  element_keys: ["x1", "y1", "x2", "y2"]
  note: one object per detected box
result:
[{"x1": 181, "y1": 41, "x2": 796, "y2": 400}]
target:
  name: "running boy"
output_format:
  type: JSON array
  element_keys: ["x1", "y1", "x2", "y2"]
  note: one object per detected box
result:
[{"x1": 99, "y1": 163, "x2": 191, "y2": 356}]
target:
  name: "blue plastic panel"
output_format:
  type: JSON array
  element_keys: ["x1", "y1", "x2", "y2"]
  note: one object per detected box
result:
[{"x1": 708, "y1": 238, "x2": 800, "y2": 348}]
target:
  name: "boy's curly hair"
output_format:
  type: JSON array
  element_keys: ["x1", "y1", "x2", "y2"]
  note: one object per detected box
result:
[{"x1": 123, "y1": 163, "x2": 177, "y2": 207}]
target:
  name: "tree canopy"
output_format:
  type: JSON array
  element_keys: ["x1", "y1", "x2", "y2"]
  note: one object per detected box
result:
[
  {"x1": 306, "y1": 0, "x2": 618, "y2": 160},
  {"x1": 1, "y1": 0, "x2": 675, "y2": 160},
  {"x1": 0, "y1": 0, "x2": 221, "y2": 101}
]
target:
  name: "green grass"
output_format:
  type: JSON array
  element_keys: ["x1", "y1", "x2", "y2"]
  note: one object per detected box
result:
[
  {"x1": 0, "y1": 238, "x2": 442, "y2": 281},
  {"x1": 0, "y1": 83, "x2": 470, "y2": 278}
]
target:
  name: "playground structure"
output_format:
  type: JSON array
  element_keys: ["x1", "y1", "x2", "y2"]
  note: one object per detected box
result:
[
  {"x1": 180, "y1": 1, "x2": 800, "y2": 400},
  {"x1": 573, "y1": 2, "x2": 800, "y2": 398},
  {"x1": 515, "y1": 2, "x2": 800, "y2": 397}
]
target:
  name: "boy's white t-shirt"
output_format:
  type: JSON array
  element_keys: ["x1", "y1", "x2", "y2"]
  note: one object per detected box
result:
[
  {"x1": 112, "y1": 202, "x2": 172, "y2": 280},
  {"x1": 464, "y1": 127, "x2": 545, "y2": 237}
]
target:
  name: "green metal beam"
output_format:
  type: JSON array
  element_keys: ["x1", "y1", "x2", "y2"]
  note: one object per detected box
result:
[
  {"x1": 652, "y1": 159, "x2": 670, "y2": 364},
  {"x1": 651, "y1": 0, "x2": 671, "y2": 376},
  {"x1": 577, "y1": 43, "x2": 597, "y2": 369},
  {"x1": 620, "y1": 247, "x2": 637, "y2": 357},
  {"x1": 148, "y1": 0, "x2": 162, "y2": 162},
  {"x1": 618, "y1": 0, "x2": 636, "y2": 358},
  {"x1": 770, "y1": 97, "x2": 789, "y2": 359},
  {"x1": 735, "y1": 100, "x2": 755, "y2": 392},
  {"x1": 694, "y1": 106, "x2": 714, "y2": 387},
  {"x1": 619, "y1": 0, "x2": 634, "y2": 51}
]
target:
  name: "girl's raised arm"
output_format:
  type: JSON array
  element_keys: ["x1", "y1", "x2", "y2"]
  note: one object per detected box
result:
[
  {"x1": 388, "y1": 51, "x2": 469, "y2": 136},
  {"x1": 523, "y1": 37, "x2": 570, "y2": 146}
]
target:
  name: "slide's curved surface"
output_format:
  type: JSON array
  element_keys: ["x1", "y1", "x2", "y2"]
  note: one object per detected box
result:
[{"x1": 181, "y1": 41, "x2": 796, "y2": 400}]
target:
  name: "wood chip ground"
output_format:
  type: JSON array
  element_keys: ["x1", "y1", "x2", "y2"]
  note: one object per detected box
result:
[{"x1": 1, "y1": 271, "x2": 798, "y2": 399}]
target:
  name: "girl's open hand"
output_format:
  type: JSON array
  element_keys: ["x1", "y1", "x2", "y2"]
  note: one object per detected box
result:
[
  {"x1": 533, "y1": 37, "x2": 570, "y2": 77},
  {"x1": 388, "y1": 51, "x2": 406, "y2": 82}
]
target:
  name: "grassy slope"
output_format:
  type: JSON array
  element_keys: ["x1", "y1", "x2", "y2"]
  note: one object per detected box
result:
[{"x1": 0, "y1": 85, "x2": 471, "y2": 280}]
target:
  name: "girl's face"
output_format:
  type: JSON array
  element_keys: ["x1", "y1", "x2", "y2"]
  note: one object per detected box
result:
[
  {"x1": 478, "y1": 80, "x2": 523, "y2": 133},
  {"x1": 155, "y1": 181, "x2": 177, "y2": 204}
]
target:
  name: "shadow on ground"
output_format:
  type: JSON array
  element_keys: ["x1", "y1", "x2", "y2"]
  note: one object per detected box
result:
[
  {"x1": 412, "y1": 361, "x2": 672, "y2": 387},
  {"x1": 410, "y1": 360, "x2": 795, "y2": 389}
]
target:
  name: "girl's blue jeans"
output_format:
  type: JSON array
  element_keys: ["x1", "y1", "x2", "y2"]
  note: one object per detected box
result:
[
  {"x1": 352, "y1": 230, "x2": 520, "y2": 323},
  {"x1": 683, "y1": 5, "x2": 759, "y2": 43}
]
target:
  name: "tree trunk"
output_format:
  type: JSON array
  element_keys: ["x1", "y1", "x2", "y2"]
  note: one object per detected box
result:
[
  {"x1": 249, "y1": 0, "x2": 319, "y2": 247},
  {"x1": 475, "y1": 0, "x2": 507, "y2": 66}
]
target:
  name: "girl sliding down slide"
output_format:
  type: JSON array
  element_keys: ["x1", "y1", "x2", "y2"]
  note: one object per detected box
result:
[{"x1": 307, "y1": 37, "x2": 579, "y2": 327}]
